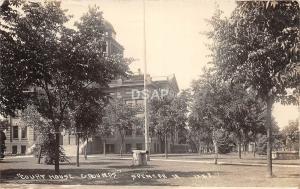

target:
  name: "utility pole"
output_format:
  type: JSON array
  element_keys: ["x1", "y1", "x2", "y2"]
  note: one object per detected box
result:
[{"x1": 143, "y1": 0, "x2": 150, "y2": 160}]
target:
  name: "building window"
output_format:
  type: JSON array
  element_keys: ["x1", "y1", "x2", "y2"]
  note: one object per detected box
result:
[
  {"x1": 13, "y1": 126, "x2": 18, "y2": 139},
  {"x1": 125, "y1": 100, "x2": 134, "y2": 106},
  {"x1": 125, "y1": 144, "x2": 132, "y2": 153},
  {"x1": 107, "y1": 131, "x2": 115, "y2": 138},
  {"x1": 12, "y1": 145, "x2": 17, "y2": 154},
  {"x1": 136, "y1": 143, "x2": 143, "y2": 150},
  {"x1": 21, "y1": 145, "x2": 26, "y2": 154},
  {"x1": 116, "y1": 92, "x2": 121, "y2": 98},
  {"x1": 125, "y1": 129, "x2": 132, "y2": 136},
  {"x1": 68, "y1": 133, "x2": 71, "y2": 145},
  {"x1": 59, "y1": 134, "x2": 63, "y2": 145},
  {"x1": 136, "y1": 128, "x2": 143, "y2": 136},
  {"x1": 101, "y1": 42, "x2": 107, "y2": 53},
  {"x1": 33, "y1": 128, "x2": 37, "y2": 141},
  {"x1": 105, "y1": 144, "x2": 115, "y2": 153},
  {"x1": 136, "y1": 99, "x2": 144, "y2": 105},
  {"x1": 21, "y1": 127, "x2": 27, "y2": 139},
  {"x1": 125, "y1": 89, "x2": 132, "y2": 95}
]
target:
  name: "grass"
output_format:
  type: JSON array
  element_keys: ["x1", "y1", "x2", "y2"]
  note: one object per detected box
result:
[{"x1": 0, "y1": 154, "x2": 299, "y2": 187}]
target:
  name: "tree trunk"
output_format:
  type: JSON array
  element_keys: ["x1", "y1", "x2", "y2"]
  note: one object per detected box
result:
[
  {"x1": 266, "y1": 97, "x2": 273, "y2": 177},
  {"x1": 253, "y1": 141, "x2": 256, "y2": 158},
  {"x1": 159, "y1": 137, "x2": 163, "y2": 153},
  {"x1": 103, "y1": 140, "x2": 106, "y2": 156},
  {"x1": 171, "y1": 133, "x2": 174, "y2": 153},
  {"x1": 37, "y1": 145, "x2": 42, "y2": 164},
  {"x1": 165, "y1": 133, "x2": 168, "y2": 159},
  {"x1": 120, "y1": 137, "x2": 123, "y2": 157},
  {"x1": 76, "y1": 134, "x2": 80, "y2": 167},
  {"x1": 213, "y1": 139, "x2": 218, "y2": 164},
  {"x1": 84, "y1": 137, "x2": 88, "y2": 160},
  {"x1": 237, "y1": 136, "x2": 242, "y2": 159},
  {"x1": 198, "y1": 143, "x2": 201, "y2": 155},
  {"x1": 54, "y1": 127, "x2": 60, "y2": 174}
]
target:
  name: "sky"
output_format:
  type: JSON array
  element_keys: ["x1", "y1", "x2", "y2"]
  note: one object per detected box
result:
[{"x1": 4, "y1": 0, "x2": 299, "y2": 128}]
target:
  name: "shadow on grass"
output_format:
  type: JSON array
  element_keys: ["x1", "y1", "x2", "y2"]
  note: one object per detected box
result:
[
  {"x1": 65, "y1": 161, "x2": 114, "y2": 166},
  {"x1": 107, "y1": 164, "x2": 156, "y2": 169},
  {"x1": 276, "y1": 173, "x2": 300, "y2": 179},
  {"x1": 0, "y1": 168, "x2": 222, "y2": 186},
  {"x1": 0, "y1": 160, "x2": 28, "y2": 163}
]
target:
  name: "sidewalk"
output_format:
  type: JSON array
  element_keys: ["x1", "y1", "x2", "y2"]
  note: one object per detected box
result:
[
  {"x1": 4, "y1": 153, "x2": 300, "y2": 168},
  {"x1": 93, "y1": 153, "x2": 300, "y2": 168},
  {"x1": 0, "y1": 184, "x2": 298, "y2": 189}
]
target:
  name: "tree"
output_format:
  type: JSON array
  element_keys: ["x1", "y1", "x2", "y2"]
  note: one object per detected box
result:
[
  {"x1": 149, "y1": 92, "x2": 188, "y2": 158},
  {"x1": 0, "y1": 0, "x2": 31, "y2": 117},
  {"x1": 102, "y1": 99, "x2": 140, "y2": 157},
  {"x1": 256, "y1": 119, "x2": 282, "y2": 155},
  {"x1": 0, "y1": 119, "x2": 9, "y2": 158},
  {"x1": 188, "y1": 111, "x2": 213, "y2": 154},
  {"x1": 0, "y1": 1, "x2": 129, "y2": 173},
  {"x1": 207, "y1": 1, "x2": 299, "y2": 176},
  {"x1": 189, "y1": 69, "x2": 230, "y2": 164},
  {"x1": 71, "y1": 99, "x2": 106, "y2": 166},
  {"x1": 281, "y1": 119, "x2": 299, "y2": 151},
  {"x1": 222, "y1": 83, "x2": 266, "y2": 159},
  {"x1": 0, "y1": 119, "x2": 9, "y2": 131},
  {"x1": 21, "y1": 105, "x2": 69, "y2": 164},
  {"x1": 190, "y1": 71, "x2": 266, "y2": 159}
]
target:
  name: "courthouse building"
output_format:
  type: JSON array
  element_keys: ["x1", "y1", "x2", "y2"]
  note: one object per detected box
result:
[
  {"x1": 1, "y1": 19, "x2": 185, "y2": 155},
  {"x1": 62, "y1": 73, "x2": 181, "y2": 155}
]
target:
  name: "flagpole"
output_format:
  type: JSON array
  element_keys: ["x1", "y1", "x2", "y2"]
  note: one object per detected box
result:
[{"x1": 143, "y1": 0, "x2": 149, "y2": 160}]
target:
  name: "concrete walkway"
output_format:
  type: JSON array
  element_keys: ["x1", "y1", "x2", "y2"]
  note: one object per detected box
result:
[
  {"x1": 104, "y1": 156, "x2": 300, "y2": 168},
  {"x1": 3, "y1": 154, "x2": 300, "y2": 168},
  {"x1": 0, "y1": 184, "x2": 298, "y2": 189}
]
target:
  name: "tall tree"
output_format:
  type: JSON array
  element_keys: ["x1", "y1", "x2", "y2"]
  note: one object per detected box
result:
[
  {"x1": 188, "y1": 114, "x2": 213, "y2": 154},
  {"x1": 71, "y1": 99, "x2": 106, "y2": 166},
  {"x1": 102, "y1": 99, "x2": 140, "y2": 157},
  {"x1": 21, "y1": 105, "x2": 69, "y2": 164},
  {"x1": 0, "y1": 0, "x2": 31, "y2": 117},
  {"x1": 190, "y1": 68, "x2": 230, "y2": 164},
  {"x1": 0, "y1": 1, "x2": 129, "y2": 173},
  {"x1": 223, "y1": 84, "x2": 266, "y2": 159},
  {"x1": 281, "y1": 119, "x2": 299, "y2": 151},
  {"x1": 207, "y1": 1, "x2": 299, "y2": 176},
  {"x1": 149, "y1": 93, "x2": 188, "y2": 158}
]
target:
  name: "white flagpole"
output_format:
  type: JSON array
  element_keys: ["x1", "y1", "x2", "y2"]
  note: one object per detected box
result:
[{"x1": 143, "y1": 0, "x2": 149, "y2": 159}]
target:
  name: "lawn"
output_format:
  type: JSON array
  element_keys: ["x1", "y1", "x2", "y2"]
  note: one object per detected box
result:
[{"x1": 0, "y1": 154, "x2": 299, "y2": 187}]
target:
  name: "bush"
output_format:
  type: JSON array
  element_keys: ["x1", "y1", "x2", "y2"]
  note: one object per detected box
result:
[
  {"x1": 215, "y1": 129, "x2": 234, "y2": 154},
  {"x1": 34, "y1": 134, "x2": 69, "y2": 164},
  {"x1": 256, "y1": 135, "x2": 284, "y2": 155},
  {"x1": 256, "y1": 135, "x2": 267, "y2": 155}
]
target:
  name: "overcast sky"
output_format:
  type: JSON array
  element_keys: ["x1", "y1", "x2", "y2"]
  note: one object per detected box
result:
[{"x1": 6, "y1": 0, "x2": 299, "y2": 128}]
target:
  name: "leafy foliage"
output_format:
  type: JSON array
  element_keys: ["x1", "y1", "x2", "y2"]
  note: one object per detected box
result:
[
  {"x1": 281, "y1": 119, "x2": 299, "y2": 151},
  {"x1": 0, "y1": 1, "x2": 130, "y2": 172},
  {"x1": 149, "y1": 92, "x2": 189, "y2": 145},
  {"x1": 206, "y1": 1, "x2": 299, "y2": 175},
  {"x1": 207, "y1": 2, "x2": 300, "y2": 103},
  {"x1": 21, "y1": 105, "x2": 69, "y2": 164},
  {"x1": 102, "y1": 99, "x2": 141, "y2": 155}
]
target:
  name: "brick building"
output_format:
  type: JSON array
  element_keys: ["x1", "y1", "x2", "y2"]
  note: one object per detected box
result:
[{"x1": 73, "y1": 73, "x2": 181, "y2": 155}]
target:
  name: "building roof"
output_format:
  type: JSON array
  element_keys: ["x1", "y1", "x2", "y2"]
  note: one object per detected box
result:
[
  {"x1": 108, "y1": 74, "x2": 180, "y2": 93},
  {"x1": 104, "y1": 20, "x2": 116, "y2": 34}
]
